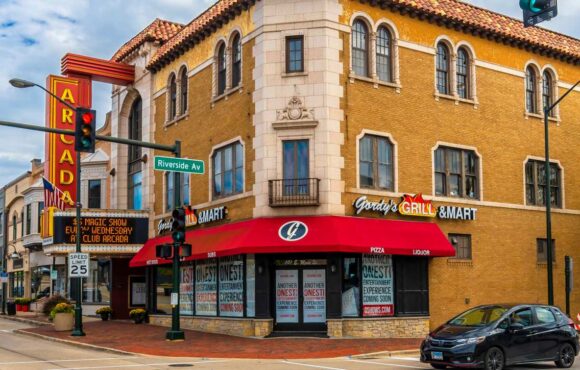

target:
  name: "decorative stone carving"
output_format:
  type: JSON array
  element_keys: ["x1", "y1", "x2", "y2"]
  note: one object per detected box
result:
[{"x1": 273, "y1": 96, "x2": 318, "y2": 130}]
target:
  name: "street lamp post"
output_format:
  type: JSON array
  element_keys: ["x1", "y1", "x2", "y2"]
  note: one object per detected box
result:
[
  {"x1": 10, "y1": 78, "x2": 86, "y2": 336},
  {"x1": 543, "y1": 80, "x2": 580, "y2": 306}
]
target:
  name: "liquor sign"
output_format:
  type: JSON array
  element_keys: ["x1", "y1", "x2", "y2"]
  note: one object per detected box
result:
[
  {"x1": 53, "y1": 215, "x2": 148, "y2": 245},
  {"x1": 362, "y1": 255, "x2": 394, "y2": 317},
  {"x1": 354, "y1": 195, "x2": 477, "y2": 221},
  {"x1": 45, "y1": 75, "x2": 91, "y2": 208},
  {"x1": 157, "y1": 206, "x2": 227, "y2": 235}
]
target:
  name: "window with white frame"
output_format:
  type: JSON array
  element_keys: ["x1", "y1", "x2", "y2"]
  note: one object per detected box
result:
[
  {"x1": 376, "y1": 26, "x2": 393, "y2": 83},
  {"x1": 526, "y1": 66, "x2": 539, "y2": 114},
  {"x1": 436, "y1": 42, "x2": 451, "y2": 95},
  {"x1": 217, "y1": 42, "x2": 227, "y2": 96},
  {"x1": 213, "y1": 142, "x2": 243, "y2": 199},
  {"x1": 542, "y1": 70, "x2": 556, "y2": 117},
  {"x1": 525, "y1": 159, "x2": 561, "y2": 208},
  {"x1": 231, "y1": 33, "x2": 242, "y2": 88},
  {"x1": 434, "y1": 146, "x2": 479, "y2": 199},
  {"x1": 179, "y1": 67, "x2": 188, "y2": 115},
  {"x1": 456, "y1": 47, "x2": 470, "y2": 99},
  {"x1": 352, "y1": 19, "x2": 369, "y2": 77},
  {"x1": 168, "y1": 73, "x2": 177, "y2": 120},
  {"x1": 359, "y1": 134, "x2": 394, "y2": 191}
]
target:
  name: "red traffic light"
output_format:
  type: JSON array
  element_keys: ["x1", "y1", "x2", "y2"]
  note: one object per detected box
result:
[{"x1": 81, "y1": 112, "x2": 94, "y2": 124}]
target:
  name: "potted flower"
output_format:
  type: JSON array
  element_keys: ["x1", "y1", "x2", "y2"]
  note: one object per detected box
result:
[
  {"x1": 15, "y1": 298, "x2": 23, "y2": 312},
  {"x1": 96, "y1": 306, "x2": 113, "y2": 321},
  {"x1": 129, "y1": 308, "x2": 147, "y2": 324},
  {"x1": 19, "y1": 298, "x2": 31, "y2": 312},
  {"x1": 50, "y1": 303, "x2": 74, "y2": 331}
]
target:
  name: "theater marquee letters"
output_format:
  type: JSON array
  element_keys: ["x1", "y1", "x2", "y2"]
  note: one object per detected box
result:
[{"x1": 354, "y1": 195, "x2": 477, "y2": 221}]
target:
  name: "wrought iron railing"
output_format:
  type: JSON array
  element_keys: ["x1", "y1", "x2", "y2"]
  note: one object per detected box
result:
[{"x1": 268, "y1": 178, "x2": 320, "y2": 207}]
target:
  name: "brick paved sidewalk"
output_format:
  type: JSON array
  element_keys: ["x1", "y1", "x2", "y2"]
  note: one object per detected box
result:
[{"x1": 20, "y1": 320, "x2": 422, "y2": 359}]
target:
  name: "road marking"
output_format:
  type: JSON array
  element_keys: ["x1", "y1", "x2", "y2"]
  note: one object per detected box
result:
[
  {"x1": 348, "y1": 359, "x2": 428, "y2": 369},
  {"x1": 282, "y1": 360, "x2": 348, "y2": 370},
  {"x1": 0, "y1": 329, "x2": 14, "y2": 333},
  {"x1": 389, "y1": 357, "x2": 421, "y2": 362},
  {"x1": 0, "y1": 357, "x2": 134, "y2": 365},
  {"x1": 46, "y1": 360, "x2": 229, "y2": 370}
]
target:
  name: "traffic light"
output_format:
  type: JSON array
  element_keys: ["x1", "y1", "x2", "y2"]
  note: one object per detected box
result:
[
  {"x1": 172, "y1": 207, "x2": 186, "y2": 244},
  {"x1": 156, "y1": 244, "x2": 173, "y2": 259},
  {"x1": 74, "y1": 108, "x2": 96, "y2": 153},
  {"x1": 519, "y1": 0, "x2": 557, "y2": 27}
]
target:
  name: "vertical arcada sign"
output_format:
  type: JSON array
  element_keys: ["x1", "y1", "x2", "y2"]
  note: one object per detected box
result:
[{"x1": 45, "y1": 75, "x2": 91, "y2": 206}]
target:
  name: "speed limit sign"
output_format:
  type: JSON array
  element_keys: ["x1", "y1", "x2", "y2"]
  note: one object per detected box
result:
[{"x1": 69, "y1": 253, "x2": 90, "y2": 277}]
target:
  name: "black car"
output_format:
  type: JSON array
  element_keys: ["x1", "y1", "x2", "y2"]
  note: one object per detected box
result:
[{"x1": 421, "y1": 304, "x2": 579, "y2": 370}]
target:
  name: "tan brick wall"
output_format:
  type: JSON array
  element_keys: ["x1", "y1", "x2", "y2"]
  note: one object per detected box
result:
[
  {"x1": 328, "y1": 317, "x2": 429, "y2": 338},
  {"x1": 339, "y1": 2, "x2": 580, "y2": 331},
  {"x1": 149, "y1": 315, "x2": 273, "y2": 337},
  {"x1": 153, "y1": 39, "x2": 255, "y2": 224}
]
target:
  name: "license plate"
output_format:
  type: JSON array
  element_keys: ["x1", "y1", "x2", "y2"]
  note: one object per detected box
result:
[{"x1": 431, "y1": 352, "x2": 444, "y2": 360}]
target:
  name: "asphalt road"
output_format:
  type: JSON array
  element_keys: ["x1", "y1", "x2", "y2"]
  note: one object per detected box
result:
[{"x1": 0, "y1": 318, "x2": 577, "y2": 370}]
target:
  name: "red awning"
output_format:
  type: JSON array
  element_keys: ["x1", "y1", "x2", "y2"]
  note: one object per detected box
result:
[{"x1": 130, "y1": 216, "x2": 455, "y2": 267}]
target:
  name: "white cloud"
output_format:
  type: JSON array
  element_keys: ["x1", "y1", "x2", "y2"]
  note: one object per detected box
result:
[{"x1": 0, "y1": 0, "x2": 578, "y2": 188}]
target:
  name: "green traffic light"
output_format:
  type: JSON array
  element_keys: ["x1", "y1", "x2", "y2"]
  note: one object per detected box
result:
[{"x1": 520, "y1": 0, "x2": 549, "y2": 13}]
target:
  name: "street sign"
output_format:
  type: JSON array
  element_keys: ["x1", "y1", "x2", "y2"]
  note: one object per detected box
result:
[
  {"x1": 69, "y1": 253, "x2": 90, "y2": 278},
  {"x1": 521, "y1": 0, "x2": 558, "y2": 27},
  {"x1": 154, "y1": 156, "x2": 205, "y2": 174},
  {"x1": 171, "y1": 292, "x2": 179, "y2": 306},
  {"x1": 0, "y1": 272, "x2": 8, "y2": 284}
]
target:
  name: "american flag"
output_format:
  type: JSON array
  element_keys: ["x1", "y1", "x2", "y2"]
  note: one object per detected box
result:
[{"x1": 42, "y1": 177, "x2": 70, "y2": 210}]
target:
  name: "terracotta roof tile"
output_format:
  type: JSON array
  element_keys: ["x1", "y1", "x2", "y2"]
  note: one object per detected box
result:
[{"x1": 112, "y1": 18, "x2": 184, "y2": 62}]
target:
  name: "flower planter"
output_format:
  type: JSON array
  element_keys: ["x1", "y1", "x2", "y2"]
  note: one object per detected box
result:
[
  {"x1": 53, "y1": 312, "x2": 74, "y2": 331},
  {"x1": 21, "y1": 304, "x2": 29, "y2": 313},
  {"x1": 15, "y1": 304, "x2": 22, "y2": 311},
  {"x1": 100, "y1": 313, "x2": 110, "y2": 321},
  {"x1": 133, "y1": 316, "x2": 145, "y2": 324}
]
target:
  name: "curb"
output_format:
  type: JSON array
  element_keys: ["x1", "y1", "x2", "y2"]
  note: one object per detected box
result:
[
  {"x1": 351, "y1": 349, "x2": 420, "y2": 359},
  {"x1": 0, "y1": 315, "x2": 52, "y2": 327},
  {"x1": 13, "y1": 329, "x2": 137, "y2": 356}
]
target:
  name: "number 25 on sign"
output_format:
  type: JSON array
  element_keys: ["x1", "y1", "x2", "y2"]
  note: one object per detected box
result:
[{"x1": 69, "y1": 252, "x2": 90, "y2": 277}]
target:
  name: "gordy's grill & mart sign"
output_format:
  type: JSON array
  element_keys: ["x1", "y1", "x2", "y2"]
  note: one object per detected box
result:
[{"x1": 353, "y1": 194, "x2": 478, "y2": 221}]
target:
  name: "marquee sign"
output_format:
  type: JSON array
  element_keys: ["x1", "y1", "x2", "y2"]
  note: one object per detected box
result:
[
  {"x1": 45, "y1": 75, "x2": 92, "y2": 207},
  {"x1": 53, "y1": 214, "x2": 149, "y2": 245},
  {"x1": 354, "y1": 194, "x2": 477, "y2": 221},
  {"x1": 157, "y1": 205, "x2": 228, "y2": 235}
]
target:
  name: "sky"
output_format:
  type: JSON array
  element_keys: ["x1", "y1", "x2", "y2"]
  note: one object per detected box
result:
[{"x1": 0, "y1": 0, "x2": 578, "y2": 188}]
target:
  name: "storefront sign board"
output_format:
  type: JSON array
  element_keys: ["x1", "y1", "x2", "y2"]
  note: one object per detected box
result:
[
  {"x1": 53, "y1": 215, "x2": 148, "y2": 245},
  {"x1": 303, "y1": 269, "x2": 326, "y2": 323},
  {"x1": 362, "y1": 255, "x2": 394, "y2": 317},
  {"x1": 275, "y1": 270, "x2": 299, "y2": 323},
  {"x1": 158, "y1": 206, "x2": 227, "y2": 235}
]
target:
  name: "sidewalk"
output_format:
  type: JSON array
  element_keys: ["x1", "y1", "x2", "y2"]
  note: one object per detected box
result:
[{"x1": 18, "y1": 320, "x2": 422, "y2": 359}]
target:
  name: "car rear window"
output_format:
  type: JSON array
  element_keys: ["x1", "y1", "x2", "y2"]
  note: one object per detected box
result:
[{"x1": 536, "y1": 307, "x2": 557, "y2": 324}]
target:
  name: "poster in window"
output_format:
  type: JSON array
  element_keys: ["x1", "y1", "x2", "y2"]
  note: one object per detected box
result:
[
  {"x1": 218, "y1": 255, "x2": 244, "y2": 317},
  {"x1": 180, "y1": 264, "x2": 194, "y2": 315},
  {"x1": 362, "y1": 255, "x2": 394, "y2": 317},
  {"x1": 246, "y1": 255, "x2": 255, "y2": 317},
  {"x1": 195, "y1": 260, "x2": 217, "y2": 316},
  {"x1": 275, "y1": 270, "x2": 299, "y2": 323},
  {"x1": 129, "y1": 276, "x2": 146, "y2": 307},
  {"x1": 303, "y1": 269, "x2": 326, "y2": 323}
]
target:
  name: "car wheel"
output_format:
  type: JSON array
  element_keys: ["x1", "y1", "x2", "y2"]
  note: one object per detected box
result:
[
  {"x1": 484, "y1": 347, "x2": 504, "y2": 370},
  {"x1": 430, "y1": 364, "x2": 447, "y2": 369},
  {"x1": 555, "y1": 343, "x2": 576, "y2": 368}
]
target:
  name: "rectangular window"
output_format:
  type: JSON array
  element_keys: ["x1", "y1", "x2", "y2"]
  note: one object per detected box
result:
[
  {"x1": 128, "y1": 171, "x2": 142, "y2": 210},
  {"x1": 25, "y1": 204, "x2": 31, "y2": 235},
  {"x1": 88, "y1": 180, "x2": 102, "y2": 209},
  {"x1": 0, "y1": 211, "x2": 3, "y2": 236},
  {"x1": 37, "y1": 202, "x2": 44, "y2": 235},
  {"x1": 180, "y1": 263, "x2": 194, "y2": 316},
  {"x1": 213, "y1": 142, "x2": 244, "y2": 199},
  {"x1": 537, "y1": 238, "x2": 556, "y2": 263},
  {"x1": 83, "y1": 258, "x2": 111, "y2": 304},
  {"x1": 449, "y1": 234, "x2": 472, "y2": 260},
  {"x1": 181, "y1": 174, "x2": 190, "y2": 206},
  {"x1": 155, "y1": 266, "x2": 173, "y2": 314},
  {"x1": 10, "y1": 271, "x2": 24, "y2": 297},
  {"x1": 246, "y1": 255, "x2": 255, "y2": 317},
  {"x1": 434, "y1": 147, "x2": 479, "y2": 199},
  {"x1": 394, "y1": 256, "x2": 429, "y2": 316},
  {"x1": 286, "y1": 36, "x2": 304, "y2": 73},
  {"x1": 195, "y1": 259, "x2": 217, "y2": 316},
  {"x1": 525, "y1": 160, "x2": 561, "y2": 208},
  {"x1": 359, "y1": 135, "x2": 394, "y2": 191},
  {"x1": 362, "y1": 255, "x2": 394, "y2": 317},
  {"x1": 166, "y1": 173, "x2": 174, "y2": 211},
  {"x1": 219, "y1": 255, "x2": 244, "y2": 317},
  {"x1": 342, "y1": 257, "x2": 361, "y2": 317},
  {"x1": 283, "y1": 140, "x2": 310, "y2": 196}
]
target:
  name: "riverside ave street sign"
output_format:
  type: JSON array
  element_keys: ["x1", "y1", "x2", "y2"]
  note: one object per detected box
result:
[{"x1": 154, "y1": 156, "x2": 205, "y2": 174}]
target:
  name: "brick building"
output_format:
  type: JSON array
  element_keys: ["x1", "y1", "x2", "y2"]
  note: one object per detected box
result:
[{"x1": 105, "y1": 0, "x2": 580, "y2": 338}]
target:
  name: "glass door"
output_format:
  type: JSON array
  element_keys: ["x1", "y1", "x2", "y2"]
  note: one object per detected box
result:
[{"x1": 275, "y1": 269, "x2": 299, "y2": 323}]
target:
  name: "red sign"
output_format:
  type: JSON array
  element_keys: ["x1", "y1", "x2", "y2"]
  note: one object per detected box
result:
[
  {"x1": 398, "y1": 194, "x2": 437, "y2": 218},
  {"x1": 45, "y1": 75, "x2": 91, "y2": 207},
  {"x1": 363, "y1": 304, "x2": 394, "y2": 317}
]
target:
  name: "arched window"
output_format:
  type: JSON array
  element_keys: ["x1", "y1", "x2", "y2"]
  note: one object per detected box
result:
[
  {"x1": 376, "y1": 26, "x2": 392, "y2": 82},
  {"x1": 217, "y1": 43, "x2": 227, "y2": 96},
  {"x1": 179, "y1": 67, "x2": 188, "y2": 115},
  {"x1": 168, "y1": 74, "x2": 177, "y2": 120},
  {"x1": 542, "y1": 71, "x2": 554, "y2": 116},
  {"x1": 352, "y1": 20, "x2": 369, "y2": 77},
  {"x1": 359, "y1": 135, "x2": 394, "y2": 191},
  {"x1": 436, "y1": 43, "x2": 451, "y2": 95},
  {"x1": 12, "y1": 213, "x2": 17, "y2": 240},
  {"x1": 526, "y1": 66, "x2": 538, "y2": 113},
  {"x1": 128, "y1": 96, "x2": 143, "y2": 210},
  {"x1": 231, "y1": 33, "x2": 242, "y2": 88},
  {"x1": 456, "y1": 47, "x2": 470, "y2": 99}
]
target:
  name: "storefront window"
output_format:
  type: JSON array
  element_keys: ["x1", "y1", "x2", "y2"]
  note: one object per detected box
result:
[
  {"x1": 195, "y1": 259, "x2": 217, "y2": 316},
  {"x1": 342, "y1": 257, "x2": 361, "y2": 317},
  {"x1": 10, "y1": 271, "x2": 24, "y2": 297},
  {"x1": 180, "y1": 263, "x2": 194, "y2": 316},
  {"x1": 83, "y1": 259, "x2": 111, "y2": 304},
  {"x1": 219, "y1": 255, "x2": 244, "y2": 317},
  {"x1": 31, "y1": 266, "x2": 51, "y2": 299},
  {"x1": 246, "y1": 255, "x2": 255, "y2": 317},
  {"x1": 156, "y1": 266, "x2": 173, "y2": 314},
  {"x1": 52, "y1": 265, "x2": 66, "y2": 296},
  {"x1": 362, "y1": 255, "x2": 394, "y2": 317}
]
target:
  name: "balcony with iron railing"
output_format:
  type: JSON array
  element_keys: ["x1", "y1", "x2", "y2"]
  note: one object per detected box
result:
[{"x1": 268, "y1": 178, "x2": 320, "y2": 207}]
